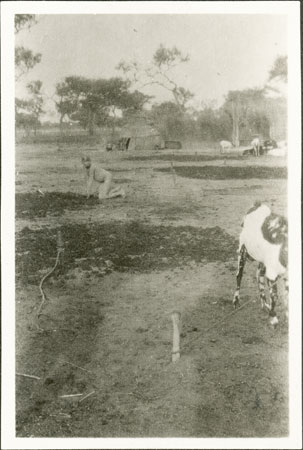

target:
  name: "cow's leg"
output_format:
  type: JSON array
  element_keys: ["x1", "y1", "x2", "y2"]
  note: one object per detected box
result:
[
  {"x1": 256, "y1": 262, "x2": 267, "y2": 309},
  {"x1": 233, "y1": 244, "x2": 247, "y2": 308},
  {"x1": 267, "y1": 279, "x2": 279, "y2": 326}
]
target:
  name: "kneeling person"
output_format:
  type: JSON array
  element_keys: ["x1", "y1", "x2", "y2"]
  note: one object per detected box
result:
[{"x1": 81, "y1": 156, "x2": 125, "y2": 200}]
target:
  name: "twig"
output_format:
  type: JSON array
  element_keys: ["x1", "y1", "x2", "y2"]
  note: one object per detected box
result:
[
  {"x1": 128, "y1": 391, "x2": 162, "y2": 402},
  {"x1": 79, "y1": 390, "x2": 95, "y2": 403},
  {"x1": 61, "y1": 360, "x2": 92, "y2": 373},
  {"x1": 50, "y1": 413, "x2": 71, "y2": 418},
  {"x1": 16, "y1": 372, "x2": 40, "y2": 380},
  {"x1": 59, "y1": 393, "x2": 83, "y2": 398},
  {"x1": 37, "y1": 231, "x2": 64, "y2": 319},
  {"x1": 37, "y1": 250, "x2": 62, "y2": 317}
]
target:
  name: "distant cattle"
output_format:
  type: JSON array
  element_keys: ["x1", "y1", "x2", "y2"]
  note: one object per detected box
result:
[
  {"x1": 263, "y1": 139, "x2": 277, "y2": 152},
  {"x1": 251, "y1": 138, "x2": 261, "y2": 156},
  {"x1": 220, "y1": 140, "x2": 233, "y2": 154}
]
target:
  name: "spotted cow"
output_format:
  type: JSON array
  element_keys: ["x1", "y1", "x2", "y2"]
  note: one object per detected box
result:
[
  {"x1": 220, "y1": 140, "x2": 233, "y2": 154},
  {"x1": 233, "y1": 202, "x2": 288, "y2": 326}
]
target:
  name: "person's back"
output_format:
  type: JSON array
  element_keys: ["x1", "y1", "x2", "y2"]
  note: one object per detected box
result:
[
  {"x1": 89, "y1": 164, "x2": 111, "y2": 184},
  {"x1": 81, "y1": 156, "x2": 125, "y2": 201}
]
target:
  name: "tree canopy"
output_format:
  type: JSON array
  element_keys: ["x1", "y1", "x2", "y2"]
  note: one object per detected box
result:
[
  {"x1": 117, "y1": 44, "x2": 193, "y2": 110},
  {"x1": 55, "y1": 76, "x2": 150, "y2": 135},
  {"x1": 15, "y1": 14, "x2": 37, "y2": 34},
  {"x1": 15, "y1": 81, "x2": 44, "y2": 135},
  {"x1": 15, "y1": 14, "x2": 41, "y2": 80},
  {"x1": 15, "y1": 47, "x2": 42, "y2": 81},
  {"x1": 268, "y1": 55, "x2": 287, "y2": 82}
]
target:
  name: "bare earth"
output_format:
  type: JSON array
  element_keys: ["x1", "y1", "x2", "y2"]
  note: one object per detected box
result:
[{"x1": 15, "y1": 143, "x2": 288, "y2": 437}]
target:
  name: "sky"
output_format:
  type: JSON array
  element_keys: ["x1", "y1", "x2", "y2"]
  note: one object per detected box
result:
[{"x1": 15, "y1": 14, "x2": 287, "y2": 121}]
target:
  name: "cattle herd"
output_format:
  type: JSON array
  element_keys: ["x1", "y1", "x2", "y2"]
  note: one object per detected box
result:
[{"x1": 220, "y1": 138, "x2": 287, "y2": 156}]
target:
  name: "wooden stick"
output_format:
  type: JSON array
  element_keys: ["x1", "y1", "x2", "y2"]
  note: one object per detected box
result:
[
  {"x1": 79, "y1": 390, "x2": 95, "y2": 403},
  {"x1": 59, "y1": 393, "x2": 83, "y2": 398},
  {"x1": 60, "y1": 360, "x2": 92, "y2": 373},
  {"x1": 37, "y1": 248, "x2": 62, "y2": 318},
  {"x1": 171, "y1": 311, "x2": 181, "y2": 362},
  {"x1": 16, "y1": 372, "x2": 40, "y2": 380}
]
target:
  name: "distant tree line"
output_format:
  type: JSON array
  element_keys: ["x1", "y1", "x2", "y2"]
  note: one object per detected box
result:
[{"x1": 15, "y1": 19, "x2": 287, "y2": 144}]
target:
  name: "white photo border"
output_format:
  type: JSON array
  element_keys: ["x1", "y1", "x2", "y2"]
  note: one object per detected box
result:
[{"x1": 1, "y1": 1, "x2": 301, "y2": 449}]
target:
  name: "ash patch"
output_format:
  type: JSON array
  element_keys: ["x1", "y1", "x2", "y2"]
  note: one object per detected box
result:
[
  {"x1": 16, "y1": 222, "x2": 237, "y2": 284},
  {"x1": 157, "y1": 166, "x2": 287, "y2": 180}
]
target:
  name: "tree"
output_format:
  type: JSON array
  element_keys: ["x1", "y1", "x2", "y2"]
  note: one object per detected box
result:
[
  {"x1": 15, "y1": 98, "x2": 40, "y2": 136},
  {"x1": 117, "y1": 44, "x2": 193, "y2": 110},
  {"x1": 149, "y1": 101, "x2": 198, "y2": 140},
  {"x1": 77, "y1": 78, "x2": 133, "y2": 135},
  {"x1": 15, "y1": 15, "x2": 37, "y2": 33},
  {"x1": 16, "y1": 81, "x2": 44, "y2": 135},
  {"x1": 55, "y1": 76, "x2": 150, "y2": 135},
  {"x1": 222, "y1": 89, "x2": 268, "y2": 146},
  {"x1": 15, "y1": 46, "x2": 42, "y2": 81},
  {"x1": 264, "y1": 55, "x2": 287, "y2": 139},
  {"x1": 265, "y1": 55, "x2": 287, "y2": 100},
  {"x1": 195, "y1": 105, "x2": 232, "y2": 141},
  {"x1": 55, "y1": 77, "x2": 83, "y2": 134},
  {"x1": 269, "y1": 55, "x2": 287, "y2": 83},
  {"x1": 15, "y1": 14, "x2": 41, "y2": 80}
]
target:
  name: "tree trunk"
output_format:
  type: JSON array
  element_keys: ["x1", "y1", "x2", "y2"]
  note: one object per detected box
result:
[
  {"x1": 232, "y1": 99, "x2": 240, "y2": 147},
  {"x1": 59, "y1": 114, "x2": 64, "y2": 136},
  {"x1": 88, "y1": 110, "x2": 95, "y2": 136},
  {"x1": 111, "y1": 108, "x2": 116, "y2": 141}
]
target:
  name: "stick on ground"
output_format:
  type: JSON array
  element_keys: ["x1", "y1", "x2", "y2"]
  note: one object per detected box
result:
[
  {"x1": 171, "y1": 311, "x2": 181, "y2": 362},
  {"x1": 16, "y1": 372, "x2": 40, "y2": 380}
]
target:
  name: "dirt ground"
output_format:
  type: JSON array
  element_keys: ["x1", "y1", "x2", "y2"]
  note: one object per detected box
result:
[{"x1": 15, "y1": 143, "x2": 288, "y2": 437}]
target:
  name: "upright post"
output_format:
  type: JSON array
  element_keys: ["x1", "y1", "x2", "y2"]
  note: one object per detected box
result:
[{"x1": 171, "y1": 311, "x2": 181, "y2": 362}]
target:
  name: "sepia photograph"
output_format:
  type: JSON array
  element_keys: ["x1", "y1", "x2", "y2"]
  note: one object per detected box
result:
[{"x1": 1, "y1": 1, "x2": 301, "y2": 449}]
